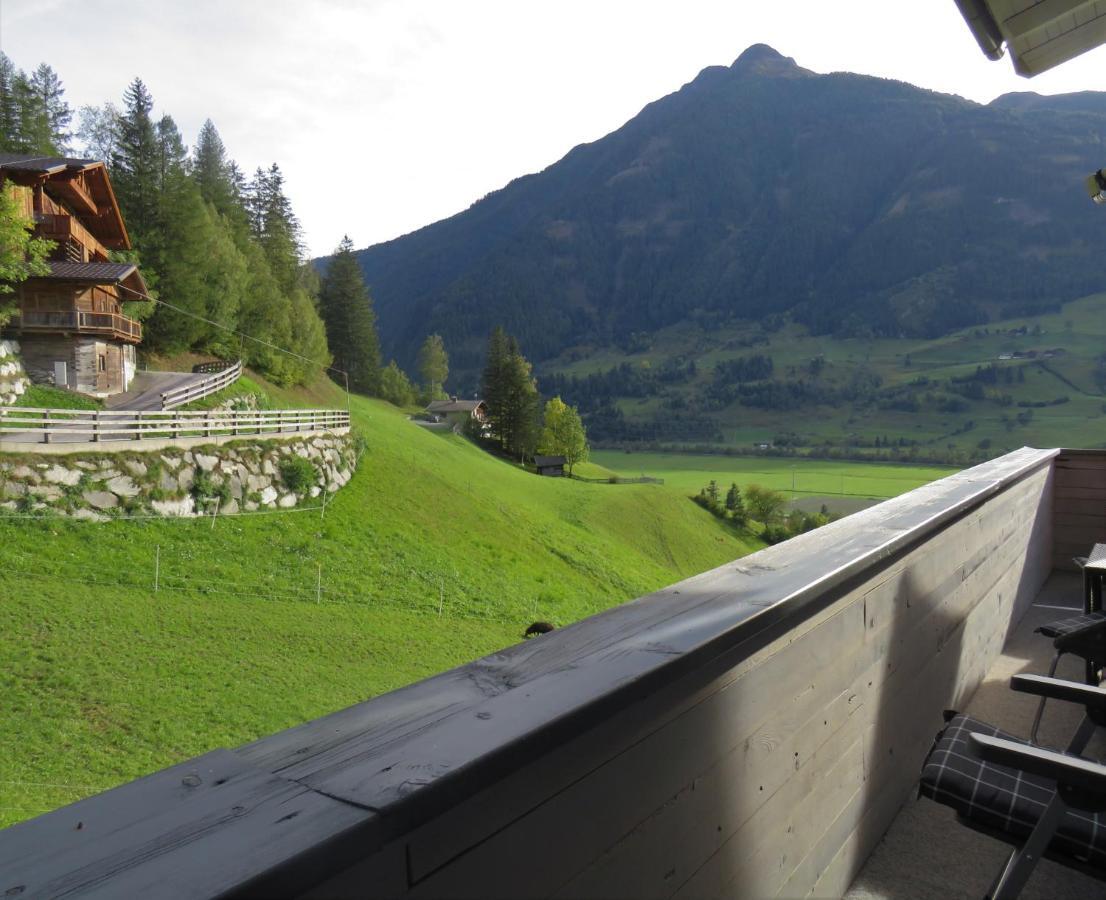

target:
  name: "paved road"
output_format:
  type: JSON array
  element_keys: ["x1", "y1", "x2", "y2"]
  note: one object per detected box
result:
[{"x1": 105, "y1": 371, "x2": 212, "y2": 411}]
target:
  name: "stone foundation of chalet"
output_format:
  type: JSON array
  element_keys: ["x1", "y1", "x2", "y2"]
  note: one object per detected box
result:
[
  {"x1": 0, "y1": 339, "x2": 30, "y2": 406},
  {"x1": 0, "y1": 431, "x2": 357, "y2": 520}
]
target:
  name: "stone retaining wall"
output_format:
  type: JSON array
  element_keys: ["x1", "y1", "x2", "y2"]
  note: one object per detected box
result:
[
  {"x1": 0, "y1": 340, "x2": 29, "y2": 406},
  {"x1": 0, "y1": 431, "x2": 358, "y2": 520}
]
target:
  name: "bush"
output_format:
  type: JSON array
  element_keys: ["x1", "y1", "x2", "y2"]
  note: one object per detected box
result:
[
  {"x1": 191, "y1": 470, "x2": 230, "y2": 507},
  {"x1": 762, "y1": 525, "x2": 793, "y2": 545},
  {"x1": 280, "y1": 456, "x2": 318, "y2": 494}
]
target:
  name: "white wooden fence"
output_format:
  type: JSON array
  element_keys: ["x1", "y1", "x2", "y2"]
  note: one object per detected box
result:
[
  {"x1": 0, "y1": 406, "x2": 350, "y2": 445},
  {"x1": 160, "y1": 360, "x2": 243, "y2": 409}
]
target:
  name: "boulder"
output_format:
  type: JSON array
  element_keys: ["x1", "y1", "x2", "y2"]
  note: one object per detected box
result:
[
  {"x1": 72, "y1": 508, "x2": 108, "y2": 522},
  {"x1": 106, "y1": 475, "x2": 140, "y2": 498},
  {"x1": 159, "y1": 471, "x2": 178, "y2": 493},
  {"x1": 259, "y1": 486, "x2": 278, "y2": 505},
  {"x1": 221, "y1": 498, "x2": 240, "y2": 516},
  {"x1": 227, "y1": 476, "x2": 243, "y2": 500},
  {"x1": 84, "y1": 491, "x2": 118, "y2": 510},
  {"x1": 43, "y1": 465, "x2": 81, "y2": 487},
  {"x1": 123, "y1": 459, "x2": 148, "y2": 478},
  {"x1": 30, "y1": 485, "x2": 63, "y2": 501},
  {"x1": 160, "y1": 455, "x2": 181, "y2": 471},
  {"x1": 195, "y1": 453, "x2": 219, "y2": 473},
  {"x1": 247, "y1": 473, "x2": 270, "y2": 493},
  {"x1": 278, "y1": 493, "x2": 297, "y2": 508},
  {"x1": 1, "y1": 481, "x2": 27, "y2": 499},
  {"x1": 177, "y1": 467, "x2": 195, "y2": 491},
  {"x1": 152, "y1": 497, "x2": 195, "y2": 517}
]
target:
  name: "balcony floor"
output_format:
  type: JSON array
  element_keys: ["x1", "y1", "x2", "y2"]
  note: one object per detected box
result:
[{"x1": 846, "y1": 571, "x2": 1106, "y2": 900}]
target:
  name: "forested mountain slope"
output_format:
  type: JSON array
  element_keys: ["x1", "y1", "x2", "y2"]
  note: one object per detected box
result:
[{"x1": 344, "y1": 44, "x2": 1106, "y2": 376}]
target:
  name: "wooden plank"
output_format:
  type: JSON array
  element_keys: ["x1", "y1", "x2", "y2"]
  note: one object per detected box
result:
[{"x1": 0, "y1": 749, "x2": 377, "y2": 899}]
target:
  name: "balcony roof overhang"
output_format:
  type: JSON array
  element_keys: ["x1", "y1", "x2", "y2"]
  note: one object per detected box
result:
[
  {"x1": 955, "y1": 0, "x2": 1106, "y2": 76},
  {"x1": 29, "y1": 261, "x2": 149, "y2": 299},
  {"x1": 0, "y1": 154, "x2": 131, "y2": 250}
]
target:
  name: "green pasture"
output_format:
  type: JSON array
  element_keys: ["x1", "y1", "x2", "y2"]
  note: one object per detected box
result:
[{"x1": 592, "y1": 450, "x2": 955, "y2": 503}]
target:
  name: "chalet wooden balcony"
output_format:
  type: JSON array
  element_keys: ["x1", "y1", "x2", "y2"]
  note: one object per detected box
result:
[
  {"x1": 0, "y1": 448, "x2": 1103, "y2": 897},
  {"x1": 8, "y1": 309, "x2": 142, "y2": 343}
]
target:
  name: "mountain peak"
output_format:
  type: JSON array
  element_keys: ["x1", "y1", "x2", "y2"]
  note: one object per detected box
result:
[{"x1": 731, "y1": 44, "x2": 810, "y2": 78}]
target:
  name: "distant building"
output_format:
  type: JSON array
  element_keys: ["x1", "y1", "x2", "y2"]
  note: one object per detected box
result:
[
  {"x1": 1, "y1": 154, "x2": 147, "y2": 397},
  {"x1": 426, "y1": 397, "x2": 488, "y2": 430},
  {"x1": 534, "y1": 455, "x2": 566, "y2": 477}
]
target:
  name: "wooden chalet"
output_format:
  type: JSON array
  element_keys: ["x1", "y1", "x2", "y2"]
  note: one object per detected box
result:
[
  {"x1": 1, "y1": 154, "x2": 147, "y2": 397},
  {"x1": 426, "y1": 397, "x2": 488, "y2": 429}
]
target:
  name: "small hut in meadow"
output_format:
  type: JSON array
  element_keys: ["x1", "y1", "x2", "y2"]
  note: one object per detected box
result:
[{"x1": 534, "y1": 455, "x2": 566, "y2": 477}]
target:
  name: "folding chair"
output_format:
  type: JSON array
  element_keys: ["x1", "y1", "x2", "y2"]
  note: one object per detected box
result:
[
  {"x1": 1029, "y1": 556, "x2": 1106, "y2": 743},
  {"x1": 919, "y1": 674, "x2": 1106, "y2": 900}
]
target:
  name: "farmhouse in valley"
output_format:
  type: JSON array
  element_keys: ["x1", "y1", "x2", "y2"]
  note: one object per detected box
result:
[
  {"x1": 1, "y1": 154, "x2": 146, "y2": 397},
  {"x1": 426, "y1": 397, "x2": 488, "y2": 429}
]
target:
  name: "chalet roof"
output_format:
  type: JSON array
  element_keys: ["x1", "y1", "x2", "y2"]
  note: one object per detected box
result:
[
  {"x1": 0, "y1": 154, "x2": 131, "y2": 251},
  {"x1": 33, "y1": 261, "x2": 150, "y2": 298},
  {"x1": 427, "y1": 399, "x2": 486, "y2": 413},
  {"x1": 534, "y1": 455, "x2": 566, "y2": 467},
  {"x1": 0, "y1": 154, "x2": 100, "y2": 175}
]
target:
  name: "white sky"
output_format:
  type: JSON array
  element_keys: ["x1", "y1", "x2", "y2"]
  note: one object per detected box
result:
[{"x1": 3, "y1": 0, "x2": 1106, "y2": 257}]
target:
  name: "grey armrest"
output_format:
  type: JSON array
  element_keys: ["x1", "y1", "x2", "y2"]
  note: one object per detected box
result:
[
  {"x1": 1011, "y1": 674, "x2": 1106, "y2": 709},
  {"x1": 968, "y1": 733, "x2": 1106, "y2": 795}
]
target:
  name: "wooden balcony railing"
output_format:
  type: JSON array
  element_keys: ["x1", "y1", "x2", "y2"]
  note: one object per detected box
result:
[{"x1": 9, "y1": 310, "x2": 142, "y2": 342}]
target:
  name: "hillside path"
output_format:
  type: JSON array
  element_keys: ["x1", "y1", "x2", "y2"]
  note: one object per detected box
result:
[{"x1": 105, "y1": 371, "x2": 211, "y2": 411}]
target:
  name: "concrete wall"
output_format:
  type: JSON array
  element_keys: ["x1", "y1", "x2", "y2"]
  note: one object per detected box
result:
[
  {"x1": 1053, "y1": 449, "x2": 1106, "y2": 571},
  {"x1": 307, "y1": 452, "x2": 1056, "y2": 899}
]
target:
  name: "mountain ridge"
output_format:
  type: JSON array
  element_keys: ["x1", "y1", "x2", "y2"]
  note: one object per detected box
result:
[{"x1": 337, "y1": 45, "x2": 1106, "y2": 378}]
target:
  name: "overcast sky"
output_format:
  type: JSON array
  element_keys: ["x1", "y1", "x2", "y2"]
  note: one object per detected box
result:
[{"x1": 4, "y1": 0, "x2": 1106, "y2": 257}]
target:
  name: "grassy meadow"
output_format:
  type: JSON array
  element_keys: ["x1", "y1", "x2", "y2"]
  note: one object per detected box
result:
[{"x1": 1, "y1": 372, "x2": 768, "y2": 828}]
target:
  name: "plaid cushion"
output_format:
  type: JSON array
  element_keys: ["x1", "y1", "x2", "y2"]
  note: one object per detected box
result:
[
  {"x1": 1037, "y1": 611, "x2": 1106, "y2": 639},
  {"x1": 919, "y1": 714, "x2": 1106, "y2": 868}
]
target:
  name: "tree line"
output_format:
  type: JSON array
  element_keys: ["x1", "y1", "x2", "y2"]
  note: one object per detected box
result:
[{"x1": 480, "y1": 326, "x2": 588, "y2": 471}]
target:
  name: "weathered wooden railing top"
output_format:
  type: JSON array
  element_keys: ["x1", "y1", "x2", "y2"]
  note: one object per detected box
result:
[{"x1": 0, "y1": 447, "x2": 1061, "y2": 896}]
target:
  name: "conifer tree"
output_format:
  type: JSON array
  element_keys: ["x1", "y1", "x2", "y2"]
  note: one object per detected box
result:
[
  {"x1": 29, "y1": 63, "x2": 70, "y2": 153},
  {"x1": 500, "y1": 337, "x2": 540, "y2": 461},
  {"x1": 0, "y1": 54, "x2": 21, "y2": 152},
  {"x1": 193, "y1": 119, "x2": 240, "y2": 215},
  {"x1": 481, "y1": 326, "x2": 510, "y2": 442},
  {"x1": 417, "y1": 333, "x2": 449, "y2": 397},
  {"x1": 319, "y1": 236, "x2": 381, "y2": 394},
  {"x1": 112, "y1": 78, "x2": 161, "y2": 240},
  {"x1": 725, "y1": 483, "x2": 745, "y2": 523}
]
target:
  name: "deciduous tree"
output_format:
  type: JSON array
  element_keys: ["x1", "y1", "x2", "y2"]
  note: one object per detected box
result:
[{"x1": 539, "y1": 396, "x2": 589, "y2": 474}]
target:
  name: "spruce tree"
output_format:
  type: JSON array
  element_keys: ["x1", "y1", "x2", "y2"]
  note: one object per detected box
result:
[
  {"x1": 0, "y1": 54, "x2": 20, "y2": 152},
  {"x1": 500, "y1": 338, "x2": 540, "y2": 461},
  {"x1": 112, "y1": 79, "x2": 161, "y2": 241},
  {"x1": 193, "y1": 119, "x2": 240, "y2": 215},
  {"x1": 319, "y1": 236, "x2": 381, "y2": 394},
  {"x1": 725, "y1": 483, "x2": 745, "y2": 523},
  {"x1": 29, "y1": 63, "x2": 70, "y2": 153},
  {"x1": 481, "y1": 326, "x2": 511, "y2": 442}
]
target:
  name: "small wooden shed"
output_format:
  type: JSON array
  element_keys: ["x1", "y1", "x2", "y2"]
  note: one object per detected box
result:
[{"x1": 534, "y1": 455, "x2": 566, "y2": 477}]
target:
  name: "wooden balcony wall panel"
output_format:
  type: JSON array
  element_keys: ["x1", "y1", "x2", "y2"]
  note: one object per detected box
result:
[
  {"x1": 35, "y1": 212, "x2": 114, "y2": 263},
  {"x1": 304, "y1": 457, "x2": 1055, "y2": 900},
  {"x1": 1052, "y1": 451, "x2": 1106, "y2": 570}
]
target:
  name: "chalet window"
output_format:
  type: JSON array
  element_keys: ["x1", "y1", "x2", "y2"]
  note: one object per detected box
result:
[{"x1": 98, "y1": 355, "x2": 106, "y2": 373}]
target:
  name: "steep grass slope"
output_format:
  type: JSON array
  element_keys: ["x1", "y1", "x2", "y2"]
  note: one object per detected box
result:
[{"x1": 0, "y1": 378, "x2": 762, "y2": 827}]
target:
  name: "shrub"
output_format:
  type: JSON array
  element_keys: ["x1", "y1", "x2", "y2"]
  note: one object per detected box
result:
[
  {"x1": 280, "y1": 456, "x2": 318, "y2": 494},
  {"x1": 192, "y1": 470, "x2": 230, "y2": 507}
]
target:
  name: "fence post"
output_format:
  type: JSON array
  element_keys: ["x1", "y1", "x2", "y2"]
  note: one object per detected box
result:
[
  {"x1": 42, "y1": 409, "x2": 50, "y2": 444},
  {"x1": 93, "y1": 410, "x2": 101, "y2": 442}
]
